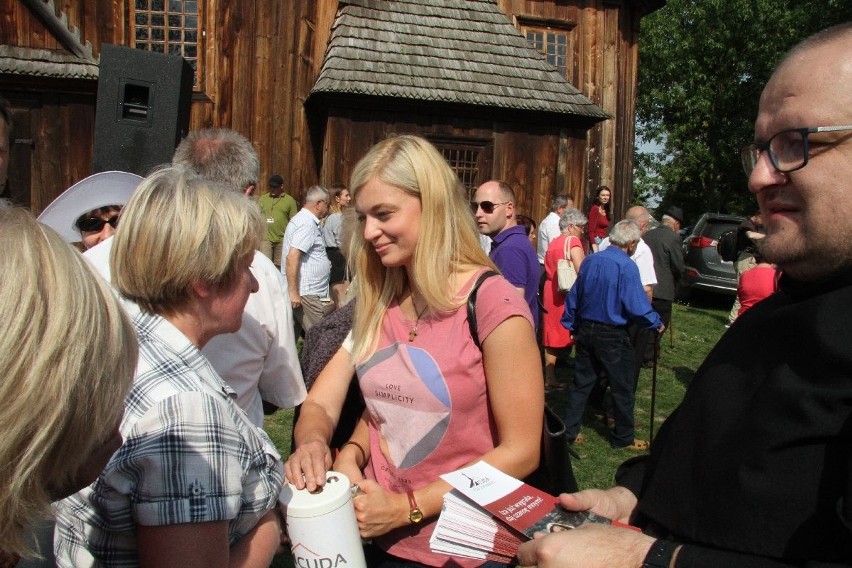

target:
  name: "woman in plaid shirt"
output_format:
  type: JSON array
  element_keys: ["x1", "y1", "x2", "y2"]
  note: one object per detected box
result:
[{"x1": 54, "y1": 167, "x2": 285, "y2": 568}]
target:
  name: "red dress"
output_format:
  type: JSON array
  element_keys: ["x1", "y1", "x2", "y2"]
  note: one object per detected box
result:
[
  {"x1": 587, "y1": 204, "x2": 610, "y2": 248},
  {"x1": 542, "y1": 234, "x2": 583, "y2": 348},
  {"x1": 737, "y1": 264, "x2": 778, "y2": 317}
]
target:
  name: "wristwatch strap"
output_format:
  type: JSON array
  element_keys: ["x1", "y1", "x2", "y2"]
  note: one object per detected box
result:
[
  {"x1": 643, "y1": 539, "x2": 678, "y2": 568},
  {"x1": 406, "y1": 490, "x2": 423, "y2": 524}
]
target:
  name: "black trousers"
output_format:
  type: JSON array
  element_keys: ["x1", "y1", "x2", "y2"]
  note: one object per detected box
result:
[{"x1": 565, "y1": 322, "x2": 637, "y2": 447}]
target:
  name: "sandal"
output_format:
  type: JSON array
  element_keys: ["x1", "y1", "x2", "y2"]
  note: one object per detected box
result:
[
  {"x1": 617, "y1": 439, "x2": 649, "y2": 452},
  {"x1": 569, "y1": 433, "x2": 585, "y2": 446}
]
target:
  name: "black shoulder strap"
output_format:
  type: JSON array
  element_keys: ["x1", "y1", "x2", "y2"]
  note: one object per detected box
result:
[{"x1": 467, "y1": 270, "x2": 499, "y2": 351}]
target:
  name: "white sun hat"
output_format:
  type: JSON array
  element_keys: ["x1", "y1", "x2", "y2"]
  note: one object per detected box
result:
[{"x1": 37, "y1": 171, "x2": 143, "y2": 243}]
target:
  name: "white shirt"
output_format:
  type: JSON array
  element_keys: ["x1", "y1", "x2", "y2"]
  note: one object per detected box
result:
[
  {"x1": 479, "y1": 233, "x2": 492, "y2": 255},
  {"x1": 537, "y1": 211, "x2": 561, "y2": 264},
  {"x1": 84, "y1": 238, "x2": 306, "y2": 427},
  {"x1": 598, "y1": 236, "x2": 658, "y2": 288}
]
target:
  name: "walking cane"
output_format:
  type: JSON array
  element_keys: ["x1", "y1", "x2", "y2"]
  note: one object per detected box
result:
[
  {"x1": 649, "y1": 332, "x2": 660, "y2": 442},
  {"x1": 669, "y1": 311, "x2": 675, "y2": 349}
]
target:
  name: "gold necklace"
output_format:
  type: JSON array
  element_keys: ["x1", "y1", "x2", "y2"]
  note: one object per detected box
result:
[{"x1": 408, "y1": 299, "x2": 430, "y2": 342}]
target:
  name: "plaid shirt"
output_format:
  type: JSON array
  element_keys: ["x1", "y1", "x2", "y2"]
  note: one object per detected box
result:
[{"x1": 53, "y1": 312, "x2": 283, "y2": 567}]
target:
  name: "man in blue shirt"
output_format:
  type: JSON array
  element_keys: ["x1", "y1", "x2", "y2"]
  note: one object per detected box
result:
[
  {"x1": 562, "y1": 219, "x2": 664, "y2": 450},
  {"x1": 473, "y1": 179, "x2": 540, "y2": 329}
]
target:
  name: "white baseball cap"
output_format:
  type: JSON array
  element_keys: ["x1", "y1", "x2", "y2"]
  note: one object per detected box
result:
[{"x1": 37, "y1": 171, "x2": 142, "y2": 243}]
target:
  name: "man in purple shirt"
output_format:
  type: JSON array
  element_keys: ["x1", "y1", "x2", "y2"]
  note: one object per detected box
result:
[
  {"x1": 562, "y1": 219, "x2": 664, "y2": 451},
  {"x1": 473, "y1": 180, "x2": 540, "y2": 329}
]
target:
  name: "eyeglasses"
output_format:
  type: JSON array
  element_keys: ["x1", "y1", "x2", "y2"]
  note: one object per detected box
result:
[
  {"x1": 470, "y1": 200, "x2": 510, "y2": 214},
  {"x1": 76, "y1": 215, "x2": 119, "y2": 233},
  {"x1": 740, "y1": 125, "x2": 852, "y2": 176}
]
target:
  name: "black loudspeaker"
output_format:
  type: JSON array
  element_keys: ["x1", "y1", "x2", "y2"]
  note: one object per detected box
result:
[{"x1": 93, "y1": 44, "x2": 193, "y2": 176}]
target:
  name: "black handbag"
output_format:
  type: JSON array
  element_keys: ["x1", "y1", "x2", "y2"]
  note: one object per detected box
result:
[{"x1": 467, "y1": 270, "x2": 580, "y2": 496}]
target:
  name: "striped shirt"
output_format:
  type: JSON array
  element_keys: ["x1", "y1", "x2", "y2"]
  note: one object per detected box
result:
[
  {"x1": 53, "y1": 311, "x2": 283, "y2": 567},
  {"x1": 282, "y1": 208, "x2": 330, "y2": 296}
]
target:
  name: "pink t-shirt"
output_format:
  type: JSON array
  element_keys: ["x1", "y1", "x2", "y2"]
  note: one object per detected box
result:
[{"x1": 355, "y1": 271, "x2": 532, "y2": 566}]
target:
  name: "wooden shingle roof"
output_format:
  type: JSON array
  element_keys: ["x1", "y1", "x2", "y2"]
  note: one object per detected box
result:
[
  {"x1": 0, "y1": 45, "x2": 98, "y2": 80},
  {"x1": 1, "y1": 0, "x2": 98, "y2": 80},
  {"x1": 310, "y1": 0, "x2": 609, "y2": 122}
]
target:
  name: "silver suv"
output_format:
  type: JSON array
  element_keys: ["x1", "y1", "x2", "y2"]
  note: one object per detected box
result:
[{"x1": 679, "y1": 213, "x2": 745, "y2": 297}]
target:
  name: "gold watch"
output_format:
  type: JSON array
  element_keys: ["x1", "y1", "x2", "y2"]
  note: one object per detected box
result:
[{"x1": 406, "y1": 490, "x2": 423, "y2": 524}]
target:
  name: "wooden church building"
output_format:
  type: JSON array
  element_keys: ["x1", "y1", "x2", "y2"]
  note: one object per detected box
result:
[{"x1": 0, "y1": 0, "x2": 664, "y2": 221}]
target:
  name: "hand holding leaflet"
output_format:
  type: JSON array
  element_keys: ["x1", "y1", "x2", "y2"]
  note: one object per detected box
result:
[{"x1": 431, "y1": 461, "x2": 637, "y2": 561}]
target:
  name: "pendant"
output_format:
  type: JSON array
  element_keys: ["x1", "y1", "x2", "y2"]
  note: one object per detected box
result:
[{"x1": 408, "y1": 326, "x2": 418, "y2": 342}]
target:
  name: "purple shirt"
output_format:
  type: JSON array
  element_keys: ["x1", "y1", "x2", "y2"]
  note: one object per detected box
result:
[{"x1": 489, "y1": 225, "x2": 540, "y2": 329}]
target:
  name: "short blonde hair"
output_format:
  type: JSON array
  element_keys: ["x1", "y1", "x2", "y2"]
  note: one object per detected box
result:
[
  {"x1": 349, "y1": 134, "x2": 494, "y2": 361},
  {"x1": 111, "y1": 167, "x2": 264, "y2": 314},
  {"x1": 0, "y1": 209, "x2": 137, "y2": 556}
]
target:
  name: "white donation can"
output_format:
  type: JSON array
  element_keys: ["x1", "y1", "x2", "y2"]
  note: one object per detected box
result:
[{"x1": 280, "y1": 471, "x2": 367, "y2": 568}]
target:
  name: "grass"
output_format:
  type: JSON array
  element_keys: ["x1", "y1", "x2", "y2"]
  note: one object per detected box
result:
[
  {"x1": 263, "y1": 292, "x2": 731, "y2": 565},
  {"x1": 549, "y1": 293, "x2": 731, "y2": 489}
]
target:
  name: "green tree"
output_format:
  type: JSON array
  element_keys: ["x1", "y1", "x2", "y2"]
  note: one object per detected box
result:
[{"x1": 635, "y1": 0, "x2": 852, "y2": 224}]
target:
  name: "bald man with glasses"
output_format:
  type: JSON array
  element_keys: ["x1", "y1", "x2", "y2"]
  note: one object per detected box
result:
[
  {"x1": 518, "y1": 23, "x2": 852, "y2": 568},
  {"x1": 473, "y1": 180, "x2": 540, "y2": 329}
]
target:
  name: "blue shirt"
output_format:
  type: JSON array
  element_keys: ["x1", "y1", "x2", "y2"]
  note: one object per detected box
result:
[
  {"x1": 562, "y1": 245, "x2": 662, "y2": 331},
  {"x1": 489, "y1": 225, "x2": 540, "y2": 329}
]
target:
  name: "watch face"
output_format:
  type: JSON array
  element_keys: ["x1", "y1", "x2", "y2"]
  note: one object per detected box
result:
[{"x1": 409, "y1": 508, "x2": 424, "y2": 524}]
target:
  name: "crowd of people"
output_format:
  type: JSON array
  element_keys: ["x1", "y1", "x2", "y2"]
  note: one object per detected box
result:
[{"x1": 2, "y1": 21, "x2": 851, "y2": 568}]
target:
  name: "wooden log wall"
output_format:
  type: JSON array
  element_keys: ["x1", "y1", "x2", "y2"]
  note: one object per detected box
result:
[
  {"x1": 0, "y1": 0, "x2": 123, "y2": 211},
  {"x1": 318, "y1": 105, "x2": 588, "y2": 224},
  {"x1": 496, "y1": 0, "x2": 646, "y2": 220},
  {"x1": 0, "y1": 0, "x2": 117, "y2": 53},
  {"x1": 2, "y1": 0, "x2": 649, "y2": 224},
  {"x1": 190, "y1": 0, "x2": 337, "y2": 200}
]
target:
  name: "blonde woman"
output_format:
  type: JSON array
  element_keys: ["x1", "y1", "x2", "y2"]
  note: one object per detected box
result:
[
  {"x1": 285, "y1": 135, "x2": 543, "y2": 568},
  {"x1": 53, "y1": 168, "x2": 285, "y2": 568},
  {"x1": 0, "y1": 209, "x2": 136, "y2": 562}
]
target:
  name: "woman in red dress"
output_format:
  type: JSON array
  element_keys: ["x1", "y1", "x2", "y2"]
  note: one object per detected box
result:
[
  {"x1": 542, "y1": 208, "x2": 587, "y2": 389},
  {"x1": 586, "y1": 185, "x2": 611, "y2": 252}
]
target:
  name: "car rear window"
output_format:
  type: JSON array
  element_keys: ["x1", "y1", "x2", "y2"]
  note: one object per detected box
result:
[{"x1": 703, "y1": 220, "x2": 741, "y2": 240}]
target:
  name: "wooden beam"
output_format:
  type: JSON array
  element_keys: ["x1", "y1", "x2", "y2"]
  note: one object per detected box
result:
[{"x1": 19, "y1": 0, "x2": 95, "y2": 61}]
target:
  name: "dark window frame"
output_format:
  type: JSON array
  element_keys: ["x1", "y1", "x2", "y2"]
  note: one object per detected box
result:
[
  {"x1": 430, "y1": 139, "x2": 489, "y2": 201},
  {"x1": 517, "y1": 17, "x2": 576, "y2": 81},
  {"x1": 130, "y1": 0, "x2": 203, "y2": 90}
]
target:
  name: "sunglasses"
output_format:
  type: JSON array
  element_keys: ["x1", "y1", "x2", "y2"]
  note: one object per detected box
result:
[
  {"x1": 470, "y1": 200, "x2": 510, "y2": 214},
  {"x1": 76, "y1": 215, "x2": 119, "y2": 233}
]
